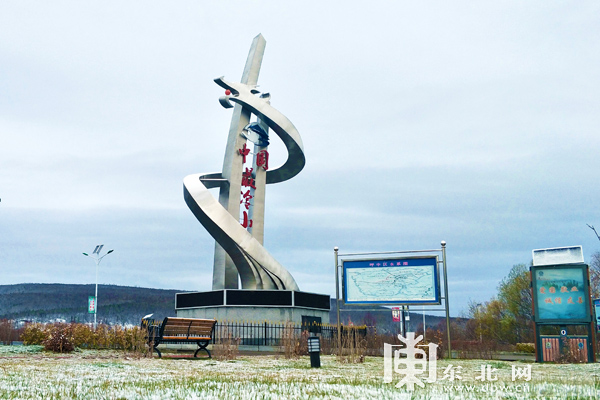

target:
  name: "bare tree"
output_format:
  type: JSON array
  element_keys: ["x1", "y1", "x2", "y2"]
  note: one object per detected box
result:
[
  {"x1": 586, "y1": 224, "x2": 600, "y2": 298},
  {"x1": 589, "y1": 252, "x2": 600, "y2": 298},
  {"x1": 587, "y1": 224, "x2": 600, "y2": 242}
]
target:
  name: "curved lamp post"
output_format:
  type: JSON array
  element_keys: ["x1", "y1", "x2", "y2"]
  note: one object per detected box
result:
[{"x1": 83, "y1": 245, "x2": 114, "y2": 330}]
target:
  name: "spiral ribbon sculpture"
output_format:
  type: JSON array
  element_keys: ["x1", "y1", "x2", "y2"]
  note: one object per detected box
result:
[{"x1": 183, "y1": 76, "x2": 304, "y2": 291}]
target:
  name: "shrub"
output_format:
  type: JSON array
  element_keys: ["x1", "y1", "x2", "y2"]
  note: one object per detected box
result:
[
  {"x1": 72, "y1": 323, "x2": 94, "y2": 348},
  {"x1": 94, "y1": 324, "x2": 111, "y2": 349},
  {"x1": 18, "y1": 322, "x2": 158, "y2": 356},
  {"x1": 123, "y1": 326, "x2": 148, "y2": 355},
  {"x1": 515, "y1": 343, "x2": 535, "y2": 354},
  {"x1": 21, "y1": 323, "x2": 47, "y2": 345},
  {"x1": 43, "y1": 323, "x2": 75, "y2": 353},
  {"x1": 111, "y1": 325, "x2": 127, "y2": 350}
]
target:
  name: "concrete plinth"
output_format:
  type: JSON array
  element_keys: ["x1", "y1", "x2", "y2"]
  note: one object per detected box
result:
[
  {"x1": 175, "y1": 289, "x2": 330, "y2": 324},
  {"x1": 177, "y1": 305, "x2": 329, "y2": 324}
]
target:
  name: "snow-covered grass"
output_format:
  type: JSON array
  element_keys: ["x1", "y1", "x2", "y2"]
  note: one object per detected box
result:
[
  {"x1": 0, "y1": 345, "x2": 44, "y2": 355},
  {"x1": 1, "y1": 346, "x2": 600, "y2": 399}
]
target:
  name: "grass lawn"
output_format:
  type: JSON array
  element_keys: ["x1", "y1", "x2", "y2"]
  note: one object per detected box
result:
[{"x1": 1, "y1": 346, "x2": 600, "y2": 399}]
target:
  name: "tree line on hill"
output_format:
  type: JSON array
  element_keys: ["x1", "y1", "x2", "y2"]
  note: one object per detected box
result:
[
  {"x1": 0, "y1": 283, "x2": 465, "y2": 334},
  {"x1": 0, "y1": 284, "x2": 181, "y2": 325}
]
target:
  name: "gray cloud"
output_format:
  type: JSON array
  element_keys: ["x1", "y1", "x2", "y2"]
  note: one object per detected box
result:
[{"x1": 1, "y1": 2, "x2": 600, "y2": 316}]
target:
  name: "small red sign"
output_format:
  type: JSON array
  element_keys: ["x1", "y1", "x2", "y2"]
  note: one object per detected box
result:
[{"x1": 392, "y1": 307, "x2": 401, "y2": 322}]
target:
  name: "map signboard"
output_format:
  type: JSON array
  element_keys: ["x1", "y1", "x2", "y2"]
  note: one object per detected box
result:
[
  {"x1": 531, "y1": 264, "x2": 591, "y2": 323},
  {"x1": 342, "y1": 256, "x2": 440, "y2": 305}
]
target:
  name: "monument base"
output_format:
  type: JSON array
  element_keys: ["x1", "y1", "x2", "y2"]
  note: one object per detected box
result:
[{"x1": 175, "y1": 289, "x2": 330, "y2": 324}]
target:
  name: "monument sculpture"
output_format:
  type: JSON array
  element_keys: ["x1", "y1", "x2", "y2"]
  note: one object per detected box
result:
[{"x1": 176, "y1": 34, "x2": 329, "y2": 324}]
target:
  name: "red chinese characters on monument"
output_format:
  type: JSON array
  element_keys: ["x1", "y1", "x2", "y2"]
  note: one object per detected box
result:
[
  {"x1": 238, "y1": 143, "x2": 250, "y2": 163},
  {"x1": 240, "y1": 165, "x2": 255, "y2": 228},
  {"x1": 240, "y1": 189, "x2": 253, "y2": 210},
  {"x1": 242, "y1": 211, "x2": 253, "y2": 228},
  {"x1": 241, "y1": 168, "x2": 256, "y2": 189},
  {"x1": 237, "y1": 146, "x2": 270, "y2": 229},
  {"x1": 256, "y1": 150, "x2": 269, "y2": 171}
]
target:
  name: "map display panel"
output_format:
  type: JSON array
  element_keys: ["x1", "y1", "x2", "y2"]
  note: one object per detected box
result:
[{"x1": 343, "y1": 256, "x2": 440, "y2": 305}]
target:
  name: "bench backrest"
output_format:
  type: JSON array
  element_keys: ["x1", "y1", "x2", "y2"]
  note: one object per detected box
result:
[{"x1": 159, "y1": 317, "x2": 216, "y2": 339}]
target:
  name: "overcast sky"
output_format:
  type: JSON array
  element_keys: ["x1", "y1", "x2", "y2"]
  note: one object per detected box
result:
[{"x1": 2, "y1": 2, "x2": 600, "y2": 317}]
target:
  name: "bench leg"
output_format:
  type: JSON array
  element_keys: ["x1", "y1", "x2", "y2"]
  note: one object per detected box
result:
[{"x1": 194, "y1": 340, "x2": 211, "y2": 358}]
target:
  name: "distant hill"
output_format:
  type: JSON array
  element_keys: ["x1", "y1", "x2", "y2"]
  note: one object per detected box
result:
[
  {"x1": 0, "y1": 283, "x2": 184, "y2": 325},
  {"x1": 0, "y1": 284, "x2": 466, "y2": 331}
]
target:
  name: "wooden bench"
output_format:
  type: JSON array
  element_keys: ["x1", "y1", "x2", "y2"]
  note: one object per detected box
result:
[{"x1": 143, "y1": 317, "x2": 217, "y2": 358}]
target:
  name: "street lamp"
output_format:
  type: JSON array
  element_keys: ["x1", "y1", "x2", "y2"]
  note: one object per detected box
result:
[{"x1": 83, "y1": 245, "x2": 114, "y2": 330}]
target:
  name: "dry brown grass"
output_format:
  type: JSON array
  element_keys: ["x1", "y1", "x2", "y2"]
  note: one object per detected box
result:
[
  {"x1": 337, "y1": 326, "x2": 367, "y2": 363},
  {"x1": 212, "y1": 325, "x2": 240, "y2": 361},
  {"x1": 281, "y1": 322, "x2": 310, "y2": 359}
]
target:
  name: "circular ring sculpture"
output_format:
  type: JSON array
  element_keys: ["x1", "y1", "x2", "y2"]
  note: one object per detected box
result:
[{"x1": 183, "y1": 77, "x2": 304, "y2": 291}]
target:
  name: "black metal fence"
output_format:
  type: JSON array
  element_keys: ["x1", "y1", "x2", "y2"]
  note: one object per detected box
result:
[
  {"x1": 140, "y1": 317, "x2": 375, "y2": 353},
  {"x1": 211, "y1": 320, "x2": 368, "y2": 347}
]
